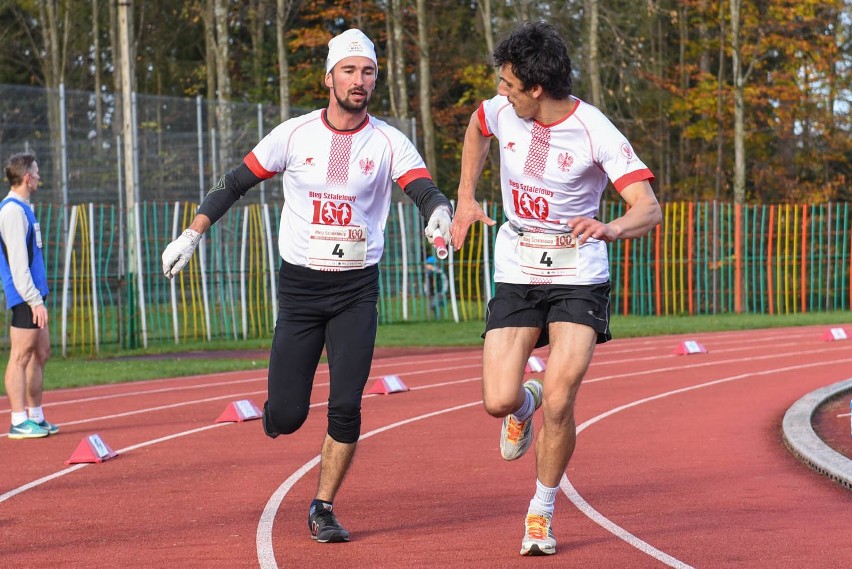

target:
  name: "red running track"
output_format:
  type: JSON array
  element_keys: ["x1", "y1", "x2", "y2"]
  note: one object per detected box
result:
[{"x1": 2, "y1": 325, "x2": 852, "y2": 568}]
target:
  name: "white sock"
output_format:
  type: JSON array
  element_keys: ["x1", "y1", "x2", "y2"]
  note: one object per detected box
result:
[
  {"x1": 11, "y1": 411, "x2": 28, "y2": 426},
  {"x1": 28, "y1": 406, "x2": 45, "y2": 423},
  {"x1": 512, "y1": 387, "x2": 536, "y2": 422},
  {"x1": 528, "y1": 479, "x2": 558, "y2": 516}
]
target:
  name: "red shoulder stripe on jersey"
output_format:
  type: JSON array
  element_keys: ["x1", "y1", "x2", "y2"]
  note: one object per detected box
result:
[
  {"x1": 613, "y1": 169, "x2": 655, "y2": 193},
  {"x1": 476, "y1": 104, "x2": 493, "y2": 137},
  {"x1": 397, "y1": 168, "x2": 432, "y2": 188},
  {"x1": 244, "y1": 152, "x2": 278, "y2": 180}
]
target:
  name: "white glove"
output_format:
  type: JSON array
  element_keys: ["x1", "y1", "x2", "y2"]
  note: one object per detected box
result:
[
  {"x1": 162, "y1": 228, "x2": 202, "y2": 279},
  {"x1": 424, "y1": 206, "x2": 452, "y2": 245}
]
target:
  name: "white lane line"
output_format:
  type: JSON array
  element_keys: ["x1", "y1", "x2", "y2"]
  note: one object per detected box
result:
[
  {"x1": 0, "y1": 374, "x2": 484, "y2": 440},
  {"x1": 0, "y1": 423, "x2": 227, "y2": 504},
  {"x1": 0, "y1": 360, "x2": 483, "y2": 414},
  {"x1": 0, "y1": 390, "x2": 267, "y2": 439},
  {"x1": 0, "y1": 376, "x2": 268, "y2": 411},
  {"x1": 6, "y1": 337, "x2": 843, "y2": 566},
  {"x1": 563, "y1": 355, "x2": 852, "y2": 568},
  {"x1": 0, "y1": 376, "x2": 483, "y2": 500},
  {"x1": 560, "y1": 478, "x2": 693, "y2": 569},
  {"x1": 585, "y1": 345, "x2": 847, "y2": 384},
  {"x1": 600, "y1": 327, "x2": 834, "y2": 347},
  {"x1": 4, "y1": 335, "x2": 842, "y2": 414},
  {"x1": 256, "y1": 401, "x2": 482, "y2": 569},
  {"x1": 0, "y1": 464, "x2": 90, "y2": 504}
]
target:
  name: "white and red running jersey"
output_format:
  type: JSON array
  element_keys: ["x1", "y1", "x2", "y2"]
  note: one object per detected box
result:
[
  {"x1": 477, "y1": 95, "x2": 655, "y2": 285},
  {"x1": 245, "y1": 110, "x2": 430, "y2": 270}
]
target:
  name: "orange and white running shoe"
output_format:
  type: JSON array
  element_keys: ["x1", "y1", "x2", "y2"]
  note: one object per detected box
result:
[
  {"x1": 499, "y1": 378, "x2": 543, "y2": 460},
  {"x1": 521, "y1": 511, "x2": 556, "y2": 556}
]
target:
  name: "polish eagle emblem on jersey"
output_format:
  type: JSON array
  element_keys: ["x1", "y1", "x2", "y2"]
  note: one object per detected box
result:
[
  {"x1": 557, "y1": 153, "x2": 574, "y2": 172},
  {"x1": 359, "y1": 158, "x2": 375, "y2": 175}
]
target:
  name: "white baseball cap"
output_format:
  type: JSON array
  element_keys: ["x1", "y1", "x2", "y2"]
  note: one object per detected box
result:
[{"x1": 325, "y1": 29, "x2": 378, "y2": 74}]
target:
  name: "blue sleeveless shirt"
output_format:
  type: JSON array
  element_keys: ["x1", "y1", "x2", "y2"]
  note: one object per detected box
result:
[{"x1": 0, "y1": 197, "x2": 49, "y2": 309}]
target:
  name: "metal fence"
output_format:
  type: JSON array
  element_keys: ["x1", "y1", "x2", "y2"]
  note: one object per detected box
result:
[
  {"x1": 1, "y1": 84, "x2": 850, "y2": 355},
  {"x1": 1, "y1": 199, "x2": 850, "y2": 355},
  {"x1": 0, "y1": 83, "x2": 416, "y2": 206}
]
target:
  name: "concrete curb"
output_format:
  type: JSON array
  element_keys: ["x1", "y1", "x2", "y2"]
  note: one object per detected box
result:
[{"x1": 782, "y1": 377, "x2": 852, "y2": 490}]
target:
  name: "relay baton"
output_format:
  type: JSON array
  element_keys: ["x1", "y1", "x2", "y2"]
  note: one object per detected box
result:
[{"x1": 432, "y1": 230, "x2": 449, "y2": 259}]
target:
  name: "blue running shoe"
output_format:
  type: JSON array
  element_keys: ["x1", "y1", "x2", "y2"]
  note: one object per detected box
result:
[
  {"x1": 9, "y1": 419, "x2": 49, "y2": 439},
  {"x1": 37, "y1": 419, "x2": 59, "y2": 434}
]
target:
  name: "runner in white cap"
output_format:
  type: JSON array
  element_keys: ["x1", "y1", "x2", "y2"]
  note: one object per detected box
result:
[
  {"x1": 325, "y1": 28, "x2": 378, "y2": 73},
  {"x1": 162, "y1": 28, "x2": 452, "y2": 544},
  {"x1": 451, "y1": 21, "x2": 661, "y2": 557}
]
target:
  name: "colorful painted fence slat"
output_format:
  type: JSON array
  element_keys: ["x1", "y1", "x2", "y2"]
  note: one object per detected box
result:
[{"x1": 0, "y1": 200, "x2": 849, "y2": 354}]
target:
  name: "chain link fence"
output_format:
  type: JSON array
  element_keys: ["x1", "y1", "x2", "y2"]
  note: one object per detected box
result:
[{"x1": 0, "y1": 83, "x2": 416, "y2": 206}]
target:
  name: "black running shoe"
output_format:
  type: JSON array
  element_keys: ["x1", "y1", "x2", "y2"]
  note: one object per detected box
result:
[{"x1": 308, "y1": 504, "x2": 350, "y2": 543}]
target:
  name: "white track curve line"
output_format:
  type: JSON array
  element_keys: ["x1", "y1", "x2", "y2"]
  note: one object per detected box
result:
[
  {"x1": 256, "y1": 401, "x2": 482, "y2": 569},
  {"x1": 0, "y1": 361, "x2": 482, "y2": 415},
  {"x1": 585, "y1": 344, "x2": 845, "y2": 384},
  {"x1": 0, "y1": 390, "x2": 268, "y2": 438},
  {"x1": 591, "y1": 336, "x2": 810, "y2": 359},
  {"x1": 598, "y1": 342, "x2": 836, "y2": 365},
  {"x1": 1, "y1": 376, "x2": 483, "y2": 500},
  {"x1": 0, "y1": 464, "x2": 90, "y2": 504},
  {"x1": 564, "y1": 355, "x2": 852, "y2": 568},
  {"x1": 590, "y1": 340, "x2": 850, "y2": 370},
  {"x1": 19, "y1": 375, "x2": 482, "y2": 433},
  {"x1": 559, "y1": 476, "x2": 694, "y2": 569},
  {"x1": 0, "y1": 423, "x2": 227, "y2": 504},
  {"x1": 0, "y1": 352, "x2": 483, "y2": 413},
  {"x1": 0, "y1": 372, "x2": 482, "y2": 441},
  {"x1": 0, "y1": 375, "x2": 268, "y2": 413}
]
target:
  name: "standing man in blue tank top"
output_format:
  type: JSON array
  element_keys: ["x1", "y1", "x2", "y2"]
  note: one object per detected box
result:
[{"x1": 0, "y1": 153, "x2": 57, "y2": 439}]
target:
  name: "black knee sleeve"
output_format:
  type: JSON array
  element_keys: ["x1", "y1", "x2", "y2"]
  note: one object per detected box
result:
[
  {"x1": 327, "y1": 402, "x2": 361, "y2": 444},
  {"x1": 263, "y1": 399, "x2": 310, "y2": 439}
]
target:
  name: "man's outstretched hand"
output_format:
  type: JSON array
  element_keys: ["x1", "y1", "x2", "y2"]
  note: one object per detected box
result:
[
  {"x1": 450, "y1": 199, "x2": 495, "y2": 250},
  {"x1": 162, "y1": 228, "x2": 202, "y2": 279}
]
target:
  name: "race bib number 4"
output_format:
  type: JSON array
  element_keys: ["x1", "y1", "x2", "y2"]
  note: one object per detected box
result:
[
  {"x1": 518, "y1": 233, "x2": 578, "y2": 277},
  {"x1": 308, "y1": 225, "x2": 368, "y2": 270}
]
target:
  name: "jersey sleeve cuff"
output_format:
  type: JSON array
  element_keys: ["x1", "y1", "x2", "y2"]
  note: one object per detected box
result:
[
  {"x1": 613, "y1": 169, "x2": 655, "y2": 193},
  {"x1": 476, "y1": 104, "x2": 493, "y2": 137},
  {"x1": 397, "y1": 168, "x2": 432, "y2": 189},
  {"x1": 244, "y1": 152, "x2": 278, "y2": 180}
]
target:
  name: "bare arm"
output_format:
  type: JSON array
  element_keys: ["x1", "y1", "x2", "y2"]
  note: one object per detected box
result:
[
  {"x1": 187, "y1": 214, "x2": 212, "y2": 235},
  {"x1": 450, "y1": 112, "x2": 496, "y2": 250},
  {"x1": 568, "y1": 180, "x2": 662, "y2": 243}
]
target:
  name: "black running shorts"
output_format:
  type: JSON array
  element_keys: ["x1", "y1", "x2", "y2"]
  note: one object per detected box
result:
[
  {"x1": 483, "y1": 282, "x2": 612, "y2": 348},
  {"x1": 11, "y1": 301, "x2": 43, "y2": 329}
]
